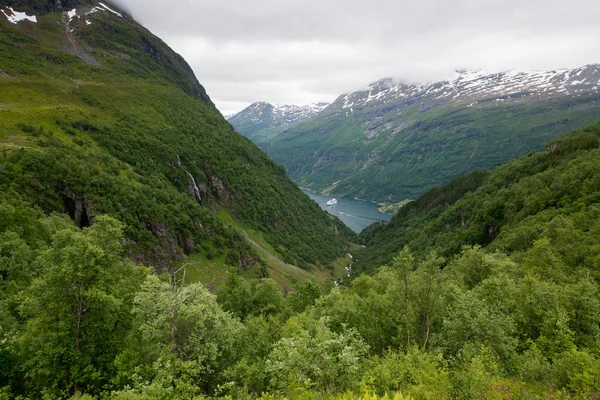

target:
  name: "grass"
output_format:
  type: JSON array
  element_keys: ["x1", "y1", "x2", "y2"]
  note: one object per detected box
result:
[
  {"x1": 180, "y1": 252, "x2": 233, "y2": 287},
  {"x1": 378, "y1": 199, "x2": 413, "y2": 215},
  {"x1": 206, "y1": 208, "x2": 351, "y2": 290}
]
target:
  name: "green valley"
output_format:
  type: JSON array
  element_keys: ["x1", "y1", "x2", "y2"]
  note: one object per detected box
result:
[
  {"x1": 2, "y1": 1, "x2": 600, "y2": 399},
  {"x1": 231, "y1": 69, "x2": 600, "y2": 203}
]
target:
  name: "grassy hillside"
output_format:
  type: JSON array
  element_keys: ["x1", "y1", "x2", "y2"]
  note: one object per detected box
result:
[
  {"x1": 354, "y1": 122, "x2": 600, "y2": 275},
  {"x1": 0, "y1": 2, "x2": 352, "y2": 275}
]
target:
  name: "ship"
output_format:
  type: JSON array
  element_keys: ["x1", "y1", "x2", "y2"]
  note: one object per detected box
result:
[{"x1": 327, "y1": 198, "x2": 337, "y2": 206}]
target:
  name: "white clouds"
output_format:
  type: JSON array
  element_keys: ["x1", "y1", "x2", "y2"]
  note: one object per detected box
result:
[{"x1": 113, "y1": 0, "x2": 600, "y2": 114}]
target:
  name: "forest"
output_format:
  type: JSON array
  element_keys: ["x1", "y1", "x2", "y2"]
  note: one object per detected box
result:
[
  {"x1": 2, "y1": 123, "x2": 600, "y2": 399},
  {"x1": 0, "y1": 3, "x2": 353, "y2": 275},
  {"x1": 2, "y1": 3, "x2": 600, "y2": 399}
]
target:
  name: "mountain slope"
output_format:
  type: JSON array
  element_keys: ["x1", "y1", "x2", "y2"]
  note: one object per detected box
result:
[
  {"x1": 353, "y1": 121, "x2": 600, "y2": 275},
  {"x1": 0, "y1": 1, "x2": 352, "y2": 273},
  {"x1": 228, "y1": 101, "x2": 328, "y2": 146},
  {"x1": 263, "y1": 66, "x2": 600, "y2": 202}
]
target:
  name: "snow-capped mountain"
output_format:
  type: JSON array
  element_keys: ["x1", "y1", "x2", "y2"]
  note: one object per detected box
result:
[
  {"x1": 270, "y1": 102, "x2": 329, "y2": 124},
  {"x1": 330, "y1": 65, "x2": 600, "y2": 113},
  {"x1": 263, "y1": 64, "x2": 600, "y2": 203},
  {"x1": 227, "y1": 101, "x2": 329, "y2": 145}
]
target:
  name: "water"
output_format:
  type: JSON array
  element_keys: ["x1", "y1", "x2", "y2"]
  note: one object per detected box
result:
[
  {"x1": 187, "y1": 172, "x2": 203, "y2": 206},
  {"x1": 302, "y1": 189, "x2": 391, "y2": 233}
]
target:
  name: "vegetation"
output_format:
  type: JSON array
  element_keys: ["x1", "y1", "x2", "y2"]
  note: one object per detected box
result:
[
  {"x1": 3, "y1": 114, "x2": 600, "y2": 398},
  {"x1": 263, "y1": 83, "x2": 600, "y2": 203},
  {"x1": 2, "y1": 3, "x2": 600, "y2": 399},
  {"x1": 378, "y1": 200, "x2": 412, "y2": 215},
  {"x1": 0, "y1": 3, "x2": 352, "y2": 275},
  {"x1": 355, "y1": 122, "x2": 600, "y2": 274}
]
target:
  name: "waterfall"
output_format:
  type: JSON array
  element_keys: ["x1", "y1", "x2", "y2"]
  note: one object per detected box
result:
[
  {"x1": 187, "y1": 172, "x2": 203, "y2": 207},
  {"x1": 177, "y1": 155, "x2": 203, "y2": 207}
]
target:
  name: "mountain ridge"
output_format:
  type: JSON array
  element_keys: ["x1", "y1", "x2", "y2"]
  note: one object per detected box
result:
[
  {"x1": 227, "y1": 101, "x2": 329, "y2": 146},
  {"x1": 2, "y1": 0, "x2": 125, "y2": 16},
  {"x1": 255, "y1": 64, "x2": 600, "y2": 203},
  {"x1": 329, "y1": 65, "x2": 600, "y2": 113}
]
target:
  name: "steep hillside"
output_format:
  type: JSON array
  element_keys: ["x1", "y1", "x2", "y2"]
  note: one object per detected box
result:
[
  {"x1": 0, "y1": 1, "x2": 352, "y2": 273},
  {"x1": 263, "y1": 66, "x2": 600, "y2": 202},
  {"x1": 354, "y1": 122, "x2": 600, "y2": 275},
  {"x1": 228, "y1": 101, "x2": 328, "y2": 147}
]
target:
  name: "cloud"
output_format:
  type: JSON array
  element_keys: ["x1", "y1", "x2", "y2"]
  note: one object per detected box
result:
[{"x1": 113, "y1": 0, "x2": 600, "y2": 114}]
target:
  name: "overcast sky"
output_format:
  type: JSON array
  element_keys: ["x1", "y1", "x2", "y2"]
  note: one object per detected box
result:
[{"x1": 113, "y1": 0, "x2": 600, "y2": 115}]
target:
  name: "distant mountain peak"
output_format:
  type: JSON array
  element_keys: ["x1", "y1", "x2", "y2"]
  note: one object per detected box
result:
[
  {"x1": 228, "y1": 101, "x2": 330, "y2": 143},
  {"x1": 333, "y1": 64, "x2": 600, "y2": 112}
]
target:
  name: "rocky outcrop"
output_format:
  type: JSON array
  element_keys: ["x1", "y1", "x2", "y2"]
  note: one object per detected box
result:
[
  {"x1": 5, "y1": 0, "x2": 100, "y2": 14},
  {"x1": 60, "y1": 185, "x2": 94, "y2": 227},
  {"x1": 210, "y1": 175, "x2": 234, "y2": 206}
]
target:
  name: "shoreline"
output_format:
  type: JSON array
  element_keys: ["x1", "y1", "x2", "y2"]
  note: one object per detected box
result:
[{"x1": 301, "y1": 187, "x2": 410, "y2": 217}]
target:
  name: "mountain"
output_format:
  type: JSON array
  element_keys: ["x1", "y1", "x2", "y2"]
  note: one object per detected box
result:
[
  {"x1": 353, "y1": 121, "x2": 600, "y2": 275},
  {"x1": 0, "y1": 1, "x2": 352, "y2": 278},
  {"x1": 3, "y1": 3, "x2": 600, "y2": 398},
  {"x1": 228, "y1": 101, "x2": 329, "y2": 146},
  {"x1": 260, "y1": 65, "x2": 600, "y2": 203}
]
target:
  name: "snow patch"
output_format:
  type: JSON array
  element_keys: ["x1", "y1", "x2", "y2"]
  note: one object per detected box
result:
[
  {"x1": 86, "y1": 3, "x2": 123, "y2": 18},
  {"x1": 98, "y1": 2, "x2": 122, "y2": 17},
  {"x1": 2, "y1": 6, "x2": 37, "y2": 24},
  {"x1": 67, "y1": 8, "x2": 77, "y2": 21},
  {"x1": 342, "y1": 95, "x2": 355, "y2": 109}
]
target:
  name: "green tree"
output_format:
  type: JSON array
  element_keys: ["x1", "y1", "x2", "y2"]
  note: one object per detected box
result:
[
  {"x1": 251, "y1": 278, "x2": 284, "y2": 317},
  {"x1": 391, "y1": 246, "x2": 415, "y2": 347},
  {"x1": 433, "y1": 286, "x2": 517, "y2": 367},
  {"x1": 225, "y1": 315, "x2": 283, "y2": 395},
  {"x1": 18, "y1": 216, "x2": 144, "y2": 397},
  {"x1": 217, "y1": 273, "x2": 253, "y2": 319},
  {"x1": 285, "y1": 280, "x2": 322, "y2": 315},
  {"x1": 363, "y1": 347, "x2": 450, "y2": 398},
  {"x1": 410, "y1": 252, "x2": 445, "y2": 350},
  {"x1": 266, "y1": 316, "x2": 368, "y2": 393},
  {"x1": 126, "y1": 273, "x2": 242, "y2": 395}
]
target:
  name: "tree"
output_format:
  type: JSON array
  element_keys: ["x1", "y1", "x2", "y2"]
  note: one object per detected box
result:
[
  {"x1": 410, "y1": 252, "x2": 445, "y2": 350},
  {"x1": 127, "y1": 273, "x2": 243, "y2": 394},
  {"x1": 433, "y1": 286, "x2": 517, "y2": 367},
  {"x1": 285, "y1": 280, "x2": 322, "y2": 315},
  {"x1": 251, "y1": 278, "x2": 284, "y2": 317},
  {"x1": 18, "y1": 216, "x2": 144, "y2": 397},
  {"x1": 266, "y1": 316, "x2": 368, "y2": 393},
  {"x1": 391, "y1": 246, "x2": 415, "y2": 348},
  {"x1": 217, "y1": 273, "x2": 253, "y2": 319}
]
